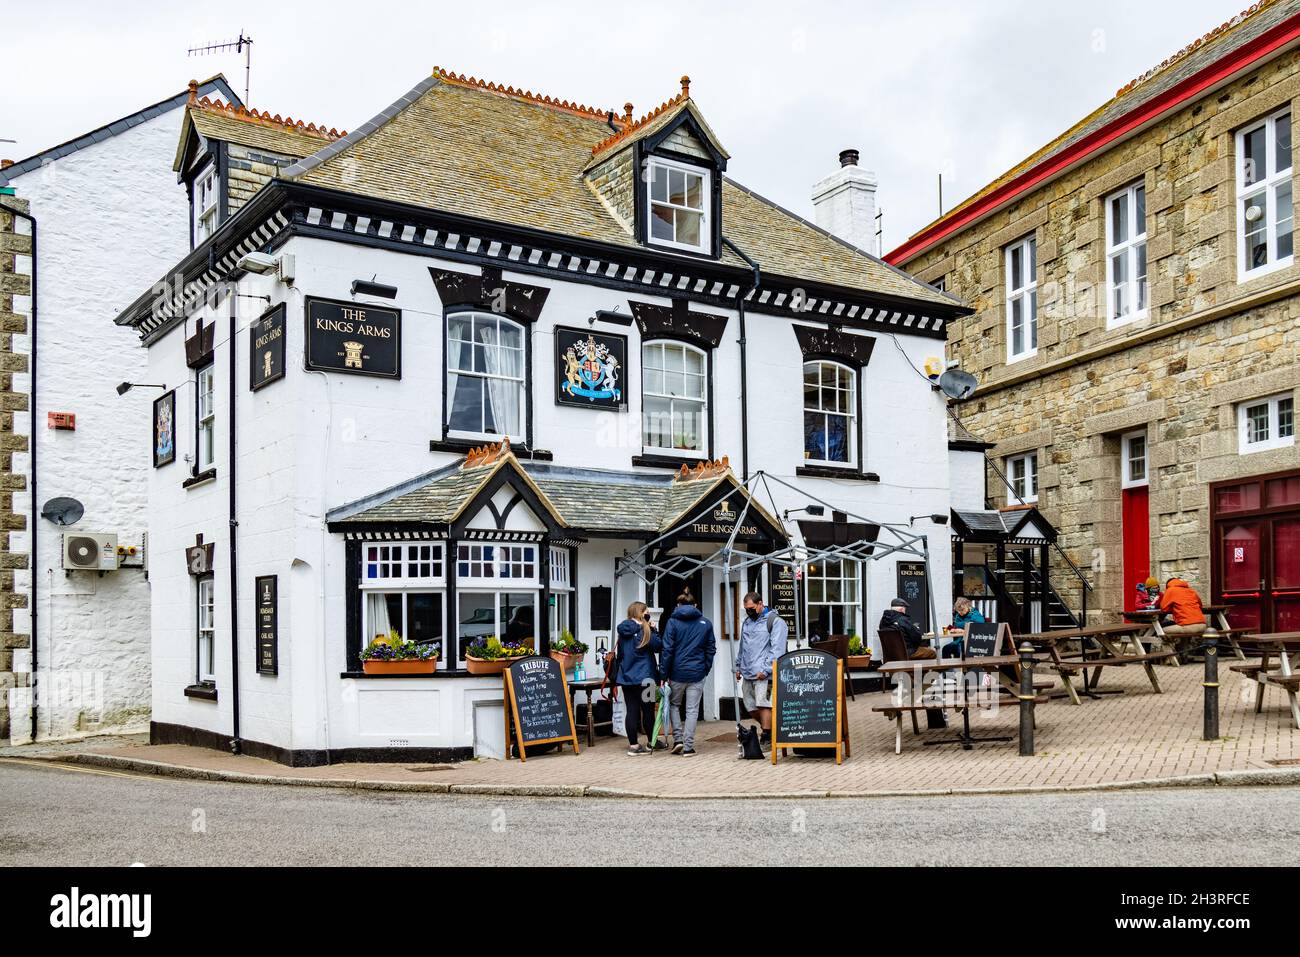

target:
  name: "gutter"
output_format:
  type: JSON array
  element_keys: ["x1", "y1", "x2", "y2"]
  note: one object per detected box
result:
[
  {"x1": 0, "y1": 202, "x2": 38, "y2": 742},
  {"x1": 721, "y1": 236, "x2": 760, "y2": 481},
  {"x1": 226, "y1": 292, "x2": 241, "y2": 755}
]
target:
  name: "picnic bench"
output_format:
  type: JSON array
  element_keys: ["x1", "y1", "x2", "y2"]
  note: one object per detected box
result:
[
  {"x1": 1228, "y1": 632, "x2": 1300, "y2": 729},
  {"x1": 1018, "y1": 623, "x2": 1173, "y2": 703}
]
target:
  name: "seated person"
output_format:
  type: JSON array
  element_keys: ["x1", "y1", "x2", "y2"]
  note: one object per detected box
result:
[
  {"x1": 1135, "y1": 576, "x2": 1161, "y2": 611},
  {"x1": 880, "y1": 598, "x2": 933, "y2": 659},
  {"x1": 1159, "y1": 577, "x2": 1206, "y2": 636},
  {"x1": 946, "y1": 597, "x2": 985, "y2": 658}
]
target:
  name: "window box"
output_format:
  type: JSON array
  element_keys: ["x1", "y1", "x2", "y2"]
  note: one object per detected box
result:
[{"x1": 361, "y1": 658, "x2": 437, "y2": 676}]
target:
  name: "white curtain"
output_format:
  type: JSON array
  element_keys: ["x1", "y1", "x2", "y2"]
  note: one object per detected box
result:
[
  {"x1": 447, "y1": 318, "x2": 468, "y2": 430},
  {"x1": 367, "y1": 593, "x2": 395, "y2": 643},
  {"x1": 478, "y1": 320, "x2": 521, "y2": 437}
]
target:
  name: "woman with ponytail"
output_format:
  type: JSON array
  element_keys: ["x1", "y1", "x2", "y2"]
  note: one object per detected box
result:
[{"x1": 614, "y1": 600, "x2": 663, "y2": 755}]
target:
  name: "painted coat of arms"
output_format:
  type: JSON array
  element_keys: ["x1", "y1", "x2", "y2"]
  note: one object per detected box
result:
[{"x1": 557, "y1": 329, "x2": 625, "y2": 407}]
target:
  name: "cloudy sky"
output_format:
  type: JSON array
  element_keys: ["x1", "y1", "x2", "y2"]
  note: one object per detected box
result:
[{"x1": 3, "y1": 0, "x2": 1239, "y2": 252}]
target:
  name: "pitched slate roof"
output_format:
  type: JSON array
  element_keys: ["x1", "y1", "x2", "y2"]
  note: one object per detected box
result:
[
  {"x1": 891, "y1": 0, "x2": 1299, "y2": 263},
  {"x1": 174, "y1": 87, "x2": 347, "y2": 171},
  {"x1": 281, "y1": 68, "x2": 952, "y2": 307},
  {"x1": 0, "y1": 75, "x2": 239, "y2": 186}
]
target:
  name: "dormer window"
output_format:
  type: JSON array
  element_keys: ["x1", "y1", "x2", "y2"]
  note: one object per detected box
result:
[
  {"x1": 194, "y1": 166, "x2": 220, "y2": 244},
  {"x1": 647, "y1": 157, "x2": 711, "y2": 254}
]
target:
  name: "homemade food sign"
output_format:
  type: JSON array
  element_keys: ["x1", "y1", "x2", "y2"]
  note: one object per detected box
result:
[{"x1": 305, "y1": 297, "x2": 401, "y2": 378}]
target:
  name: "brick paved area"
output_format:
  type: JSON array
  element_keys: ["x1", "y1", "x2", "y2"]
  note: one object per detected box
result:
[{"x1": 22, "y1": 661, "x2": 1300, "y2": 796}]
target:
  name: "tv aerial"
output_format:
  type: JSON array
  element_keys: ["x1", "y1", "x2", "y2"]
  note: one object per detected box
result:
[
  {"x1": 40, "y1": 496, "x2": 85, "y2": 527},
  {"x1": 188, "y1": 31, "x2": 254, "y2": 106},
  {"x1": 938, "y1": 367, "x2": 979, "y2": 400}
]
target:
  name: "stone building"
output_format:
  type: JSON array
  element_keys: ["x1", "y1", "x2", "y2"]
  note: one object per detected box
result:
[{"x1": 888, "y1": 0, "x2": 1300, "y2": 633}]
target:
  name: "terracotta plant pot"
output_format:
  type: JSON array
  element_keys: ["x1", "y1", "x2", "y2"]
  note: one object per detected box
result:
[
  {"x1": 465, "y1": 656, "x2": 511, "y2": 676},
  {"x1": 549, "y1": 650, "x2": 584, "y2": 671},
  {"x1": 846, "y1": 655, "x2": 873, "y2": 670},
  {"x1": 361, "y1": 658, "x2": 437, "y2": 675}
]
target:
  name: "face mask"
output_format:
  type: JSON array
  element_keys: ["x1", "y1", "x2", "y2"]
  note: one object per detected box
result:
[{"x1": 745, "y1": 607, "x2": 760, "y2": 621}]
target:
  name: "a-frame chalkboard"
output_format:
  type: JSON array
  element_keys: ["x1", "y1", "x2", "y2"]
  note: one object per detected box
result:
[
  {"x1": 771, "y1": 648, "x2": 848, "y2": 765},
  {"x1": 504, "y1": 656, "x2": 580, "y2": 761}
]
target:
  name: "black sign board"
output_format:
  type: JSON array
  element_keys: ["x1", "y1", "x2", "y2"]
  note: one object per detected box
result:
[
  {"x1": 554, "y1": 325, "x2": 626, "y2": 410},
  {"x1": 771, "y1": 565, "x2": 797, "y2": 629},
  {"x1": 304, "y1": 297, "x2": 401, "y2": 378},
  {"x1": 589, "y1": 586, "x2": 612, "y2": 631},
  {"x1": 897, "y1": 562, "x2": 930, "y2": 632},
  {"x1": 255, "y1": 575, "x2": 278, "y2": 676},
  {"x1": 963, "y1": 621, "x2": 1004, "y2": 659},
  {"x1": 250, "y1": 304, "x2": 286, "y2": 392},
  {"x1": 152, "y1": 390, "x2": 176, "y2": 468},
  {"x1": 503, "y1": 655, "x2": 579, "y2": 760},
  {"x1": 678, "y1": 489, "x2": 767, "y2": 542},
  {"x1": 771, "y1": 648, "x2": 846, "y2": 764}
]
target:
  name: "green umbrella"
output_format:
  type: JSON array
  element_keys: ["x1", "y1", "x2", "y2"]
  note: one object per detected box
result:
[{"x1": 650, "y1": 682, "x2": 670, "y2": 750}]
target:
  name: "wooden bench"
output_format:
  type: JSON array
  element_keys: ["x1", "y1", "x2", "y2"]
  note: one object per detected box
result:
[{"x1": 1264, "y1": 674, "x2": 1300, "y2": 690}]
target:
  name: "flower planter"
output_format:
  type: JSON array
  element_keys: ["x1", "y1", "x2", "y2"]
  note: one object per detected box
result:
[
  {"x1": 361, "y1": 658, "x2": 437, "y2": 675},
  {"x1": 549, "y1": 650, "x2": 584, "y2": 672},
  {"x1": 846, "y1": 655, "x2": 873, "y2": 670},
  {"x1": 466, "y1": 656, "x2": 512, "y2": 676}
]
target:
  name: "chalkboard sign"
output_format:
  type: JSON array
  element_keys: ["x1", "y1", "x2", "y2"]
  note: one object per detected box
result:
[
  {"x1": 963, "y1": 621, "x2": 1007, "y2": 659},
  {"x1": 771, "y1": 649, "x2": 846, "y2": 764},
  {"x1": 504, "y1": 655, "x2": 579, "y2": 761},
  {"x1": 897, "y1": 562, "x2": 930, "y2": 631}
]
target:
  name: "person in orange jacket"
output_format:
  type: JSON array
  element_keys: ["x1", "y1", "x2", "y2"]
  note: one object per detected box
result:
[{"x1": 1159, "y1": 578, "x2": 1206, "y2": 637}]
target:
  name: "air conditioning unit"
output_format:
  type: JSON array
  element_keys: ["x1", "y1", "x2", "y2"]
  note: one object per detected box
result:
[{"x1": 63, "y1": 533, "x2": 119, "y2": 572}]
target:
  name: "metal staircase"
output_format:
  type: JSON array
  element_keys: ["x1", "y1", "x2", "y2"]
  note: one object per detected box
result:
[{"x1": 1000, "y1": 551, "x2": 1081, "y2": 631}]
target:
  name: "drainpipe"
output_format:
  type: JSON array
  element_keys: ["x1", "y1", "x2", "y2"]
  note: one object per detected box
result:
[
  {"x1": 227, "y1": 290, "x2": 241, "y2": 754},
  {"x1": 1, "y1": 202, "x2": 38, "y2": 742},
  {"x1": 721, "y1": 236, "x2": 760, "y2": 481}
]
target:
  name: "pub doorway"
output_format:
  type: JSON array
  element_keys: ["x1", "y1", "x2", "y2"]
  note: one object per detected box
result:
[{"x1": 1211, "y1": 470, "x2": 1300, "y2": 633}]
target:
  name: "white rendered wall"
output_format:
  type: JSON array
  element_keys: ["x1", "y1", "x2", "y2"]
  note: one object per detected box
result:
[
  {"x1": 950, "y1": 447, "x2": 988, "y2": 513},
  {"x1": 8, "y1": 107, "x2": 193, "y2": 740}
]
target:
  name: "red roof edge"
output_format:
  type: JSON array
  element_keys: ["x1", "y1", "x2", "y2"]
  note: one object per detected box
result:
[{"x1": 885, "y1": 11, "x2": 1300, "y2": 266}]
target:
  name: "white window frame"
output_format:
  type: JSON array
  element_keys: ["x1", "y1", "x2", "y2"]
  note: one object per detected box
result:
[
  {"x1": 641, "y1": 340, "x2": 708, "y2": 458},
  {"x1": 1005, "y1": 236, "x2": 1038, "y2": 362},
  {"x1": 194, "y1": 165, "x2": 219, "y2": 245},
  {"x1": 1121, "y1": 430, "x2": 1149, "y2": 489},
  {"x1": 1006, "y1": 452, "x2": 1039, "y2": 504},
  {"x1": 445, "y1": 312, "x2": 526, "y2": 443},
  {"x1": 360, "y1": 542, "x2": 444, "y2": 589},
  {"x1": 646, "y1": 155, "x2": 711, "y2": 254},
  {"x1": 1237, "y1": 107, "x2": 1294, "y2": 279},
  {"x1": 456, "y1": 589, "x2": 539, "y2": 667},
  {"x1": 802, "y1": 360, "x2": 857, "y2": 468},
  {"x1": 804, "y1": 557, "x2": 860, "y2": 638},
  {"x1": 548, "y1": 546, "x2": 572, "y2": 642},
  {"x1": 1106, "y1": 182, "x2": 1148, "y2": 326},
  {"x1": 1237, "y1": 392, "x2": 1296, "y2": 454},
  {"x1": 197, "y1": 362, "x2": 215, "y2": 471},
  {"x1": 455, "y1": 542, "x2": 540, "y2": 587},
  {"x1": 197, "y1": 576, "x2": 215, "y2": 683}
]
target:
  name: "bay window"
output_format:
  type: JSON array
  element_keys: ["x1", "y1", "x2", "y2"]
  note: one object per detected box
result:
[
  {"x1": 1005, "y1": 236, "x2": 1038, "y2": 361},
  {"x1": 647, "y1": 156, "x2": 711, "y2": 254},
  {"x1": 548, "y1": 546, "x2": 572, "y2": 643},
  {"x1": 1106, "y1": 182, "x2": 1147, "y2": 325},
  {"x1": 446, "y1": 312, "x2": 526, "y2": 441},
  {"x1": 803, "y1": 360, "x2": 856, "y2": 466},
  {"x1": 360, "y1": 542, "x2": 445, "y2": 656},
  {"x1": 642, "y1": 340, "x2": 707, "y2": 456},
  {"x1": 455, "y1": 542, "x2": 540, "y2": 666},
  {"x1": 1238, "y1": 108, "x2": 1293, "y2": 277}
]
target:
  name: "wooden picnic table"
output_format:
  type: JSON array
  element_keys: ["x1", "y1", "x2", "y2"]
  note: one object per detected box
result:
[
  {"x1": 876, "y1": 655, "x2": 1044, "y2": 752},
  {"x1": 1125, "y1": 607, "x2": 1251, "y2": 661},
  {"x1": 1018, "y1": 623, "x2": 1172, "y2": 703},
  {"x1": 1229, "y1": 632, "x2": 1300, "y2": 729}
]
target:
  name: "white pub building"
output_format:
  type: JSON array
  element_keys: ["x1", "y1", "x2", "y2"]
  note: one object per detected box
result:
[{"x1": 114, "y1": 70, "x2": 967, "y2": 763}]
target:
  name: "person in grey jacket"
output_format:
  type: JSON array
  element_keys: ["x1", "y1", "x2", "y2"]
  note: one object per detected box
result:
[{"x1": 736, "y1": 591, "x2": 788, "y2": 745}]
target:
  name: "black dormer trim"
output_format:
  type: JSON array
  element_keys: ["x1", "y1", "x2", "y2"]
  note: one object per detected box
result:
[
  {"x1": 628, "y1": 299, "x2": 728, "y2": 349},
  {"x1": 641, "y1": 110, "x2": 728, "y2": 172},
  {"x1": 792, "y1": 324, "x2": 877, "y2": 367},
  {"x1": 184, "y1": 319, "x2": 216, "y2": 368},
  {"x1": 428, "y1": 265, "x2": 550, "y2": 323},
  {"x1": 633, "y1": 111, "x2": 725, "y2": 261}
]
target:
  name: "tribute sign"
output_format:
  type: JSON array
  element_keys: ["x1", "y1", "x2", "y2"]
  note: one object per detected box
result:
[
  {"x1": 771, "y1": 648, "x2": 847, "y2": 764},
  {"x1": 504, "y1": 655, "x2": 580, "y2": 761},
  {"x1": 250, "y1": 304, "x2": 286, "y2": 391},
  {"x1": 304, "y1": 297, "x2": 401, "y2": 378},
  {"x1": 255, "y1": 575, "x2": 278, "y2": 676}
]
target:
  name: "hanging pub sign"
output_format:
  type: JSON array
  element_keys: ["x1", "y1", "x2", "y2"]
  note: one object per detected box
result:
[
  {"x1": 185, "y1": 537, "x2": 215, "y2": 576},
  {"x1": 554, "y1": 326, "x2": 626, "y2": 409},
  {"x1": 304, "y1": 297, "x2": 401, "y2": 379},
  {"x1": 255, "y1": 575, "x2": 278, "y2": 676},
  {"x1": 152, "y1": 390, "x2": 176, "y2": 468},
  {"x1": 250, "y1": 304, "x2": 286, "y2": 392}
]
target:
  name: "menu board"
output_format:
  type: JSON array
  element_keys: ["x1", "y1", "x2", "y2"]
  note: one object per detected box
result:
[
  {"x1": 255, "y1": 575, "x2": 278, "y2": 676},
  {"x1": 504, "y1": 656, "x2": 579, "y2": 761},
  {"x1": 964, "y1": 621, "x2": 1004, "y2": 659},
  {"x1": 897, "y1": 562, "x2": 930, "y2": 632},
  {"x1": 771, "y1": 648, "x2": 846, "y2": 764}
]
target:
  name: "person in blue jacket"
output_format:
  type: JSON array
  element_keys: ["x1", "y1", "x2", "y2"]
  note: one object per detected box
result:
[
  {"x1": 614, "y1": 601, "x2": 662, "y2": 755},
  {"x1": 659, "y1": 589, "x2": 716, "y2": 756},
  {"x1": 946, "y1": 597, "x2": 986, "y2": 658}
]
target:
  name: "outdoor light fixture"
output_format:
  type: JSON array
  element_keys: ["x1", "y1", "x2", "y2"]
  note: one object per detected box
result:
[
  {"x1": 351, "y1": 278, "x2": 398, "y2": 299},
  {"x1": 589, "y1": 309, "x2": 633, "y2": 327},
  {"x1": 908, "y1": 513, "x2": 949, "y2": 525},
  {"x1": 237, "y1": 251, "x2": 295, "y2": 285},
  {"x1": 782, "y1": 505, "x2": 826, "y2": 520},
  {"x1": 115, "y1": 382, "x2": 166, "y2": 396}
]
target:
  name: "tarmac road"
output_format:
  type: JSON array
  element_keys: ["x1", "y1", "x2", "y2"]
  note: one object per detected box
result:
[{"x1": 1, "y1": 758, "x2": 1297, "y2": 866}]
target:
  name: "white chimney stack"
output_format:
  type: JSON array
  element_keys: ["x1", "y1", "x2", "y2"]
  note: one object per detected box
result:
[{"x1": 812, "y1": 148, "x2": 879, "y2": 255}]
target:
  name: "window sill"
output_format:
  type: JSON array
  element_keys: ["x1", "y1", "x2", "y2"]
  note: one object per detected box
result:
[
  {"x1": 632, "y1": 453, "x2": 707, "y2": 470},
  {"x1": 340, "y1": 669, "x2": 492, "y2": 679},
  {"x1": 796, "y1": 465, "x2": 878, "y2": 482},
  {"x1": 184, "y1": 683, "x2": 218, "y2": 701},
  {"x1": 430, "y1": 438, "x2": 551, "y2": 460},
  {"x1": 182, "y1": 468, "x2": 217, "y2": 489}
]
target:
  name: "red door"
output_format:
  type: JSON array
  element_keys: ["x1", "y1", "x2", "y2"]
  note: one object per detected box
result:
[
  {"x1": 1121, "y1": 486, "x2": 1150, "y2": 613},
  {"x1": 1271, "y1": 517, "x2": 1300, "y2": 631},
  {"x1": 1219, "y1": 521, "x2": 1264, "y2": 631}
]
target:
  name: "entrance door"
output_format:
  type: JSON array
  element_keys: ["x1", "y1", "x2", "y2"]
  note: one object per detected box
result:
[
  {"x1": 1218, "y1": 521, "x2": 1265, "y2": 631},
  {"x1": 1271, "y1": 516, "x2": 1300, "y2": 631},
  {"x1": 1121, "y1": 486, "x2": 1151, "y2": 613}
]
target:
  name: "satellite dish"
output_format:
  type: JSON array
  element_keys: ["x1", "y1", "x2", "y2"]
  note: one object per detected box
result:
[
  {"x1": 938, "y1": 368, "x2": 979, "y2": 400},
  {"x1": 41, "y1": 496, "x2": 84, "y2": 527}
]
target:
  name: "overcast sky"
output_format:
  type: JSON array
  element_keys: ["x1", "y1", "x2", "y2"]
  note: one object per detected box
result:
[{"x1": 2, "y1": 0, "x2": 1239, "y2": 252}]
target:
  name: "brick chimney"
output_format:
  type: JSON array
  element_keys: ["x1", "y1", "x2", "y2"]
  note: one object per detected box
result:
[{"x1": 811, "y1": 148, "x2": 879, "y2": 255}]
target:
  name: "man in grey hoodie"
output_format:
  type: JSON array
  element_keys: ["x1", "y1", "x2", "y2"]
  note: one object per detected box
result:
[{"x1": 736, "y1": 592, "x2": 789, "y2": 745}]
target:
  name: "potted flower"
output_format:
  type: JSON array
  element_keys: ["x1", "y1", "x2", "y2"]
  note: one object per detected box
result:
[
  {"x1": 846, "y1": 634, "x2": 872, "y2": 669},
  {"x1": 465, "y1": 635, "x2": 535, "y2": 675},
  {"x1": 549, "y1": 629, "x2": 589, "y2": 673},
  {"x1": 359, "y1": 632, "x2": 440, "y2": 675}
]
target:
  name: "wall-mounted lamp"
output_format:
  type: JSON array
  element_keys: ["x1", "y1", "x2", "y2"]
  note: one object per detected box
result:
[
  {"x1": 351, "y1": 278, "x2": 398, "y2": 300},
  {"x1": 238, "y1": 251, "x2": 295, "y2": 286},
  {"x1": 783, "y1": 505, "x2": 826, "y2": 520},
  {"x1": 909, "y1": 513, "x2": 949, "y2": 526},
  {"x1": 589, "y1": 309, "x2": 632, "y2": 327},
  {"x1": 115, "y1": 382, "x2": 167, "y2": 396}
]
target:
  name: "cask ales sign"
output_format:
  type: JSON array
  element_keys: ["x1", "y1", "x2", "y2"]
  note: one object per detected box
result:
[
  {"x1": 304, "y1": 297, "x2": 401, "y2": 379},
  {"x1": 255, "y1": 575, "x2": 279, "y2": 676},
  {"x1": 250, "y1": 304, "x2": 286, "y2": 391}
]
